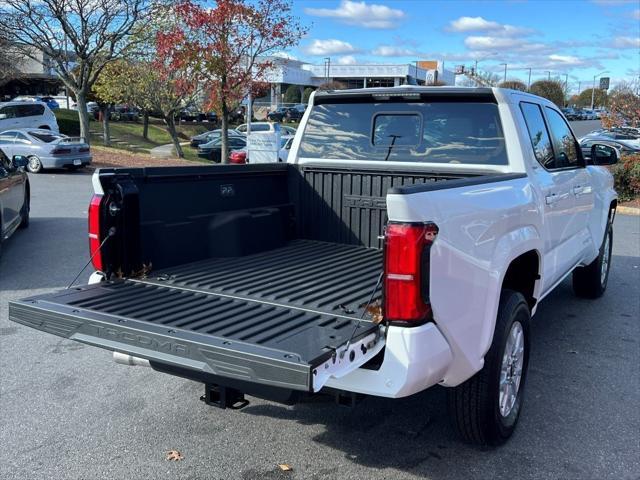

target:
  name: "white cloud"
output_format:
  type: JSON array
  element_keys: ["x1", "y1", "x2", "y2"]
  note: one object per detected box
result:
[
  {"x1": 305, "y1": 0, "x2": 405, "y2": 29},
  {"x1": 337, "y1": 55, "x2": 358, "y2": 65},
  {"x1": 372, "y1": 45, "x2": 416, "y2": 57},
  {"x1": 304, "y1": 39, "x2": 357, "y2": 56},
  {"x1": 449, "y1": 16, "x2": 502, "y2": 32},
  {"x1": 464, "y1": 36, "x2": 546, "y2": 52},
  {"x1": 548, "y1": 54, "x2": 582, "y2": 65},
  {"x1": 633, "y1": 9, "x2": 640, "y2": 19},
  {"x1": 611, "y1": 36, "x2": 640, "y2": 48},
  {"x1": 448, "y1": 16, "x2": 532, "y2": 36}
]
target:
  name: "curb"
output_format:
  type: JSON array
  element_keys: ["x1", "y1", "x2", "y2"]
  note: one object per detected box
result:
[{"x1": 617, "y1": 206, "x2": 640, "y2": 216}]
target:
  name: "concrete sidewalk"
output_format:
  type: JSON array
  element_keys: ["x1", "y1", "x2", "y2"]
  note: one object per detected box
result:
[{"x1": 150, "y1": 142, "x2": 189, "y2": 159}]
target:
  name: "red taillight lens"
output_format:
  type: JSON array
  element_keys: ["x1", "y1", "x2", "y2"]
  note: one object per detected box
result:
[
  {"x1": 52, "y1": 148, "x2": 71, "y2": 155},
  {"x1": 88, "y1": 194, "x2": 103, "y2": 271},
  {"x1": 384, "y1": 222, "x2": 438, "y2": 323}
]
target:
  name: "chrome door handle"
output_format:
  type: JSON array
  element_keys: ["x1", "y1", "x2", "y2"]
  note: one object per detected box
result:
[
  {"x1": 545, "y1": 193, "x2": 558, "y2": 205},
  {"x1": 572, "y1": 185, "x2": 584, "y2": 195}
]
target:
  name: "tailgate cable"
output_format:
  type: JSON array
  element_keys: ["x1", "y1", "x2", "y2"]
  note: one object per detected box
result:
[
  {"x1": 341, "y1": 272, "x2": 384, "y2": 358},
  {"x1": 66, "y1": 227, "x2": 116, "y2": 289}
]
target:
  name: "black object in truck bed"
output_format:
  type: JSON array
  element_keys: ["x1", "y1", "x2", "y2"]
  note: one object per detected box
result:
[{"x1": 9, "y1": 240, "x2": 382, "y2": 392}]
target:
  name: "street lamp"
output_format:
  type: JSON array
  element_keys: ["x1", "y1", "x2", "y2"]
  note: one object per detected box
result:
[
  {"x1": 591, "y1": 70, "x2": 608, "y2": 110},
  {"x1": 526, "y1": 68, "x2": 532, "y2": 90},
  {"x1": 500, "y1": 63, "x2": 507, "y2": 83},
  {"x1": 545, "y1": 71, "x2": 551, "y2": 81}
]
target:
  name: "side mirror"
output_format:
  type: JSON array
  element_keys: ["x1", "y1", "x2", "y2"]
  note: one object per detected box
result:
[
  {"x1": 12, "y1": 155, "x2": 28, "y2": 168},
  {"x1": 590, "y1": 144, "x2": 619, "y2": 166}
]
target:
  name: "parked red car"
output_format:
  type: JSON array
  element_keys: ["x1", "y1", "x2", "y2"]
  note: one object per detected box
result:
[{"x1": 228, "y1": 149, "x2": 247, "y2": 164}]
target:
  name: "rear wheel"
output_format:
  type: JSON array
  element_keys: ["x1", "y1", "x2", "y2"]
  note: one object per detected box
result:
[
  {"x1": 572, "y1": 222, "x2": 613, "y2": 299},
  {"x1": 448, "y1": 289, "x2": 530, "y2": 446},
  {"x1": 26, "y1": 156, "x2": 43, "y2": 174}
]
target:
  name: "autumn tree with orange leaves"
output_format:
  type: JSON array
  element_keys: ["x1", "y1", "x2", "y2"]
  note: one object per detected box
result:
[{"x1": 156, "y1": 0, "x2": 306, "y2": 163}]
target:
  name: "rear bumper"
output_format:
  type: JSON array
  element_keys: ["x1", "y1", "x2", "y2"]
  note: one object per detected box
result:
[
  {"x1": 324, "y1": 322, "x2": 453, "y2": 398},
  {"x1": 40, "y1": 154, "x2": 92, "y2": 168}
]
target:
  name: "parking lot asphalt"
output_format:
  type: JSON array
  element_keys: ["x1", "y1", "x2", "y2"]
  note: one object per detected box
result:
[{"x1": 1, "y1": 159, "x2": 639, "y2": 480}]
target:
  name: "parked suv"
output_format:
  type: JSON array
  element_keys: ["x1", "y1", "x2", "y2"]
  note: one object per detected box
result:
[{"x1": 0, "y1": 102, "x2": 59, "y2": 132}]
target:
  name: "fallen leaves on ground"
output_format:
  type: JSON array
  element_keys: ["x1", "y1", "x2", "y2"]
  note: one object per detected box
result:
[
  {"x1": 277, "y1": 464, "x2": 293, "y2": 471},
  {"x1": 166, "y1": 450, "x2": 184, "y2": 461}
]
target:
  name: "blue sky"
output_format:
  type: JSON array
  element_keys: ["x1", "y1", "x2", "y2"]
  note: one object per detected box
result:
[{"x1": 283, "y1": 0, "x2": 640, "y2": 91}]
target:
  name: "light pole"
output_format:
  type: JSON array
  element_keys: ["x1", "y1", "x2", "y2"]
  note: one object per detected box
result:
[
  {"x1": 473, "y1": 52, "x2": 497, "y2": 77},
  {"x1": 545, "y1": 71, "x2": 551, "y2": 81},
  {"x1": 563, "y1": 73, "x2": 568, "y2": 106},
  {"x1": 500, "y1": 63, "x2": 507, "y2": 83},
  {"x1": 527, "y1": 68, "x2": 532, "y2": 90},
  {"x1": 591, "y1": 70, "x2": 608, "y2": 110}
]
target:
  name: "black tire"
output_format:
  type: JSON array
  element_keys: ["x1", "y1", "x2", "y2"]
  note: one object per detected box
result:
[
  {"x1": 18, "y1": 188, "x2": 29, "y2": 229},
  {"x1": 448, "y1": 289, "x2": 531, "y2": 446},
  {"x1": 572, "y1": 222, "x2": 613, "y2": 299},
  {"x1": 26, "y1": 156, "x2": 43, "y2": 174}
]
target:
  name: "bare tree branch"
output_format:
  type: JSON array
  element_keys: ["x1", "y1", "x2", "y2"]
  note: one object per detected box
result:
[{"x1": 0, "y1": 0, "x2": 150, "y2": 143}]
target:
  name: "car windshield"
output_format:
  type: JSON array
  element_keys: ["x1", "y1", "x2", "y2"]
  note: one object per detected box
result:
[
  {"x1": 29, "y1": 131, "x2": 65, "y2": 143},
  {"x1": 299, "y1": 100, "x2": 508, "y2": 165}
]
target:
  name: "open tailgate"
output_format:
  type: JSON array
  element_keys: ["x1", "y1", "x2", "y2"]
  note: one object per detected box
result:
[{"x1": 9, "y1": 280, "x2": 384, "y2": 392}]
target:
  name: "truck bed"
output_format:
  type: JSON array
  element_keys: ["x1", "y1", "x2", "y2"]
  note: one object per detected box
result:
[{"x1": 9, "y1": 240, "x2": 383, "y2": 392}]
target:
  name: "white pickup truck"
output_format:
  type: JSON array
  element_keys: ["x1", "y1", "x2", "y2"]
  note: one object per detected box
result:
[{"x1": 9, "y1": 87, "x2": 619, "y2": 445}]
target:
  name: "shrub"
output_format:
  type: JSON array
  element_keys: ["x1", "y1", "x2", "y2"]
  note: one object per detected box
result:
[
  {"x1": 610, "y1": 154, "x2": 640, "y2": 202},
  {"x1": 55, "y1": 109, "x2": 81, "y2": 136}
]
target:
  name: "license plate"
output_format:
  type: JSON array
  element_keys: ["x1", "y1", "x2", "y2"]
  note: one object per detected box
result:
[{"x1": 73, "y1": 159, "x2": 81, "y2": 165}]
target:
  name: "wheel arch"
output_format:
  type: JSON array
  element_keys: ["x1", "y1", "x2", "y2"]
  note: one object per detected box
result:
[{"x1": 502, "y1": 250, "x2": 541, "y2": 312}]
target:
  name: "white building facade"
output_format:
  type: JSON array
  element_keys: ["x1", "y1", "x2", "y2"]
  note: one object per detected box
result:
[{"x1": 259, "y1": 58, "x2": 455, "y2": 108}]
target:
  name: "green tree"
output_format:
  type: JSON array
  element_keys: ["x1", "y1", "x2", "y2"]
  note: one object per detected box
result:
[
  {"x1": 575, "y1": 88, "x2": 608, "y2": 108},
  {"x1": 302, "y1": 87, "x2": 315, "y2": 104},
  {"x1": 284, "y1": 85, "x2": 301, "y2": 104},
  {"x1": 498, "y1": 80, "x2": 527, "y2": 92},
  {"x1": 529, "y1": 80, "x2": 565, "y2": 107}
]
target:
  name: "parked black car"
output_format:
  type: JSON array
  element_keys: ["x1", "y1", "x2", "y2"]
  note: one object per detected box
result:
[
  {"x1": 0, "y1": 148, "x2": 29, "y2": 258},
  {"x1": 267, "y1": 107, "x2": 303, "y2": 123},
  {"x1": 197, "y1": 136, "x2": 247, "y2": 162}
]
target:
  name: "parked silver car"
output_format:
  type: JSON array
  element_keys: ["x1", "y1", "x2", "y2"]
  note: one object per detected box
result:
[{"x1": 0, "y1": 129, "x2": 91, "y2": 173}]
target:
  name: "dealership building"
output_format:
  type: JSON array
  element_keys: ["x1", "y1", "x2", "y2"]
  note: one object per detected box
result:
[{"x1": 260, "y1": 58, "x2": 455, "y2": 107}]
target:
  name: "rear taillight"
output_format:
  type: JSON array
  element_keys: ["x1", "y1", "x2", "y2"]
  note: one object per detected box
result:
[
  {"x1": 384, "y1": 222, "x2": 438, "y2": 323},
  {"x1": 88, "y1": 194, "x2": 104, "y2": 271},
  {"x1": 52, "y1": 148, "x2": 71, "y2": 155}
]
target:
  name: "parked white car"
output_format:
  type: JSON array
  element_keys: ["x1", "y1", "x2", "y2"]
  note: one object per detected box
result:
[
  {"x1": 0, "y1": 101, "x2": 59, "y2": 132},
  {"x1": 235, "y1": 122, "x2": 296, "y2": 136},
  {"x1": 0, "y1": 129, "x2": 91, "y2": 173}
]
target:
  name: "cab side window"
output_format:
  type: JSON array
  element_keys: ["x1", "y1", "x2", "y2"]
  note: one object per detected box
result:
[
  {"x1": 520, "y1": 102, "x2": 556, "y2": 169},
  {"x1": 545, "y1": 107, "x2": 580, "y2": 168}
]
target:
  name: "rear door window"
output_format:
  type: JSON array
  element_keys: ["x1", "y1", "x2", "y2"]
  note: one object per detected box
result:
[
  {"x1": 299, "y1": 100, "x2": 508, "y2": 165},
  {"x1": 520, "y1": 102, "x2": 556, "y2": 169},
  {"x1": 17, "y1": 104, "x2": 44, "y2": 117}
]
